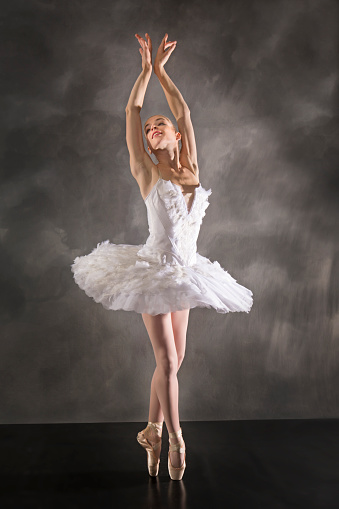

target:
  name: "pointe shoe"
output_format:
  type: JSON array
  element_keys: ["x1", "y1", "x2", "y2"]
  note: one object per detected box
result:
[
  {"x1": 136, "y1": 421, "x2": 163, "y2": 477},
  {"x1": 168, "y1": 427, "x2": 186, "y2": 481}
]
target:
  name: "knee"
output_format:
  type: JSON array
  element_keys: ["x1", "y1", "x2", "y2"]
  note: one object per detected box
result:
[
  {"x1": 177, "y1": 352, "x2": 185, "y2": 371},
  {"x1": 157, "y1": 354, "x2": 178, "y2": 378}
]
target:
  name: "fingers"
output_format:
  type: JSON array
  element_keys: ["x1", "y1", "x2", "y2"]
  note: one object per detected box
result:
[
  {"x1": 163, "y1": 33, "x2": 176, "y2": 42},
  {"x1": 136, "y1": 32, "x2": 176, "y2": 54},
  {"x1": 165, "y1": 41, "x2": 177, "y2": 50},
  {"x1": 135, "y1": 33, "x2": 146, "y2": 48},
  {"x1": 135, "y1": 33, "x2": 152, "y2": 52},
  {"x1": 162, "y1": 33, "x2": 177, "y2": 49},
  {"x1": 167, "y1": 44, "x2": 177, "y2": 56},
  {"x1": 145, "y1": 32, "x2": 152, "y2": 50},
  {"x1": 164, "y1": 42, "x2": 177, "y2": 54},
  {"x1": 162, "y1": 33, "x2": 168, "y2": 49}
]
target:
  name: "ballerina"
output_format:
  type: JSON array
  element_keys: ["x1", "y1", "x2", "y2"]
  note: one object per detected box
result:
[{"x1": 71, "y1": 32, "x2": 253, "y2": 481}]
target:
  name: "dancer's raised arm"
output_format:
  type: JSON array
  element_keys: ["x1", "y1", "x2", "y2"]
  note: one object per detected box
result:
[
  {"x1": 125, "y1": 33, "x2": 154, "y2": 177},
  {"x1": 154, "y1": 34, "x2": 198, "y2": 174}
]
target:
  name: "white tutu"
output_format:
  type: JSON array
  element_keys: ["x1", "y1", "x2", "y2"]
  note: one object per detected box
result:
[{"x1": 71, "y1": 177, "x2": 253, "y2": 316}]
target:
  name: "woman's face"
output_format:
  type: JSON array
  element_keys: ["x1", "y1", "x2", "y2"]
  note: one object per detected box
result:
[{"x1": 144, "y1": 116, "x2": 178, "y2": 151}]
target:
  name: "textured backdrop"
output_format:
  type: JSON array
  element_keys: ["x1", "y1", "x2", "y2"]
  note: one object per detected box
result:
[{"x1": 0, "y1": 0, "x2": 338, "y2": 423}]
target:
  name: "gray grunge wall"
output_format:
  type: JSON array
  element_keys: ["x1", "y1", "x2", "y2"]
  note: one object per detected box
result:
[{"x1": 0, "y1": 0, "x2": 338, "y2": 423}]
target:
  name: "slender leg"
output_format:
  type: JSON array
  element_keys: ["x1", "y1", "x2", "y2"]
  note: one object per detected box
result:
[
  {"x1": 146, "y1": 309, "x2": 189, "y2": 423},
  {"x1": 142, "y1": 309, "x2": 189, "y2": 468}
]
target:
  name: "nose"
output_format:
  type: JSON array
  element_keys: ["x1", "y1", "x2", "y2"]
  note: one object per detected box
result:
[{"x1": 151, "y1": 125, "x2": 160, "y2": 137}]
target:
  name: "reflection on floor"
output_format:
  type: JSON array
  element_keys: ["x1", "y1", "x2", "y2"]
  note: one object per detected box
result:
[{"x1": 0, "y1": 420, "x2": 338, "y2": 508}]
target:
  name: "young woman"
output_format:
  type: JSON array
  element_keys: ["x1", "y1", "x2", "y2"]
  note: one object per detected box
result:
[{"x1": 71, "y1": 33, "x2": 253, "y2": 481}]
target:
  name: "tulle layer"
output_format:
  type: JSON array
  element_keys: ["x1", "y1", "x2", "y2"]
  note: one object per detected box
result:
[{"x1": 70, "y1": 240, "x2": 253, "y2": 316}]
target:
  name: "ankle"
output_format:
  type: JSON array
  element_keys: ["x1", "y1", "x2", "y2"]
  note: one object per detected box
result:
[
  {"x1": 169, "y1": 427, "x2": 182, "y2": 437},
  {"x1": 146, "y1": 421, "x2": 163, "y2": 439},
  {"x1": 168, "y1": 427, "x2": 184, "y2": 445}
]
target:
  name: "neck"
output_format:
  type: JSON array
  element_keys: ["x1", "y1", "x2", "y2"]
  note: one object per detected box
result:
[{"x1": 154, "y1": 145, "x2": 182, "y2": 174}]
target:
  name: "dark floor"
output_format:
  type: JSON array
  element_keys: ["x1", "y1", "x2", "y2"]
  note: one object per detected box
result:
[{"x1": 0, "y1": 419, "x2": 338, "y2": 508}]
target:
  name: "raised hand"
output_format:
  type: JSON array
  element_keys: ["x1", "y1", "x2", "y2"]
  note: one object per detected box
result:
[
  {"x1": 135, "y1": 33, "x2": 152, "y2": 71},
  {"x1": 154, "y1": 33, "x2": 177, "y2": 71}
]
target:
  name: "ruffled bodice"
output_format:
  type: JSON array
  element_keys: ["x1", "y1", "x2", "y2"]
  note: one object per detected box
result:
[{"x1": 136, "y1": 177, "x2": 212, "y2": 267}]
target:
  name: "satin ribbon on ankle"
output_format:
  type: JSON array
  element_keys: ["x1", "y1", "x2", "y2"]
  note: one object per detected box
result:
[
  {"x1": 168, "y1": 427, "x2": 185, "y2": 453},
  {"x1": 147, "y1": 421, "x2": 163, "y2": 436}
]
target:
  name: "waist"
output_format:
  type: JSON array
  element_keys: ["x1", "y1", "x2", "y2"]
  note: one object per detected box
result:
[{"x1": 138, "y1": 235, "x2": 197, "y2": 266}]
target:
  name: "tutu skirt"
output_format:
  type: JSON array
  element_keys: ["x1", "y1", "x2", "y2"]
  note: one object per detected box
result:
[{"x1": 71, "y1": 240, "x2": 253, "y2": 316}]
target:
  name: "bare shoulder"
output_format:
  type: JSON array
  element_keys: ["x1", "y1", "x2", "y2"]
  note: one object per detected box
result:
[
  {"x1": 131, "y1": 155, "x2": 159, "y2": 201},
  {"x1": 179, "y1": 150, "x2": 199, "y2": 181}
]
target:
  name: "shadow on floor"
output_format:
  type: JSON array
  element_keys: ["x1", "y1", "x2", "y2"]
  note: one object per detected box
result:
[{"x1": 0, "y1": 419, "x2": 338, "y2": 508}]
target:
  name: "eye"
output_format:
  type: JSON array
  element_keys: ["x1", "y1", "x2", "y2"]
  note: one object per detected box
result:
[{"x1": 146, "y1": 122, "x2": 165, "y2": 135}]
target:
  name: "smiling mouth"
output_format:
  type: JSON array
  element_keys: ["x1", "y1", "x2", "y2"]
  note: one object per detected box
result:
[{"x1": 152, "y1": 132, "x2": 162, "y2": 139}]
